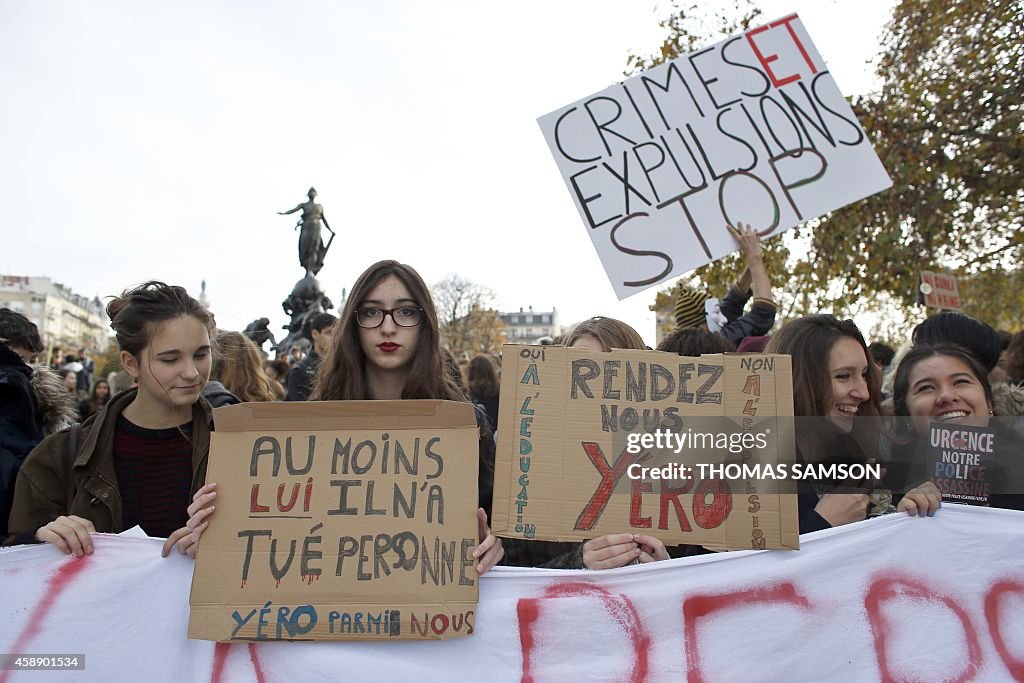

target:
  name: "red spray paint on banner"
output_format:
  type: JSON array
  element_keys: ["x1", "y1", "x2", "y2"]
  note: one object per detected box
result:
[
  {"x1": 0, "y1": 555, "x2": 91, "y2": 683},
  {"x1": 518, "y1": 581, "x2": 651, "y2": 683},
  {"x1": 864, "y1": 574, "x2": 982, "y2": 683}
]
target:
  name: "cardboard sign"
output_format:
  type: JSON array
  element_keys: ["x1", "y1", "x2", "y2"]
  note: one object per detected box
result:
[
  {"x1": 491, "y1": 345, "x2": 799, "y2": 551},
  {"x1": 927, "y1": 423, "x2": 994, "y2": 504},
  {"x1": 188, "y1": 400, "x2": 480, "y2": 642},
  {"x1": 538, "y1": 14, "x2": 892, "y2": 299},
  {"x1": 920, "y1": 271, "x2": 963, "y2": 311}
]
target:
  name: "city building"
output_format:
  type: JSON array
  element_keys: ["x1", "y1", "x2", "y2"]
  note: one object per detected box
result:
[
  {"x1": 499, "y1": 306, "x2": 561, "y2": 344},
  {"x1": 0, "y1": 275, "x2": 110, "y2": 353}
]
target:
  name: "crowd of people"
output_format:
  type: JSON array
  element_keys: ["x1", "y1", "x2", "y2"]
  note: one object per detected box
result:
[{"x1": 2, "y1": 227, "x2": 1022, "y2": 577}]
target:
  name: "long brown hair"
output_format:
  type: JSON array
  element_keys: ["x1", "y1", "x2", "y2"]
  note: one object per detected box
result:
[
  {"x1": 764, "y1": 315, "x2": 882, "y2": 418},
  {"x1": 313, "y1": 260, "x2": 465, "y2": 401},
  {"x1": 213, "y1": 330, "x2": 276, "y2": 402},
  {"x1": 468, "y1": 354, "x2": 500, "y2": 398}
]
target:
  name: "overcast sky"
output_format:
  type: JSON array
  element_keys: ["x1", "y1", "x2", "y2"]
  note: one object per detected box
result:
[{"x1": 1, "y1": 0, "x2": 893, "y2": 347}]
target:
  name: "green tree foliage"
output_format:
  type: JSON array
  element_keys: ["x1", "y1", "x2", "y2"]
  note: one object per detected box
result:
[
  {"x1": 637, "y1": 0, "x2": 1023, "y2": 333},
  {"x1": 823, "y1": 0, "x2": 1023, "y2": 327}
]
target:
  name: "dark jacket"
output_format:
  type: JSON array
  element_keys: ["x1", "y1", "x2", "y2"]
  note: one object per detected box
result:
[
  {"x1": 6, "y1": 388, "x2": 213, "y2": 540},
  {"x1": 285, "y1": 352, "x2": 320, "y2": 401},
  {"x1": 472, "y1": 403, "x2": 496, "y2": 523},
  {"x1": 1, "y1": 346, "x2": 78, "y2": 536},
  {"x1": 201, "y1": 380, "x2": 240, "y2": 408},
  {"x1": 719, "y1": 285, "x2": 776, "y2": 346},
  {"x1": 472, "y1": 396, "x2": 499, "y2": 436}
]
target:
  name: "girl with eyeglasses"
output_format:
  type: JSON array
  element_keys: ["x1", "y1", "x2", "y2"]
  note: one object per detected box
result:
[{"x1": 187, "y1": 261, "x2": 503, "y2": 574}]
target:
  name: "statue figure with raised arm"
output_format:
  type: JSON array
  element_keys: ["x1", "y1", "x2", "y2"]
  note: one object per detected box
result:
[{"x1": 279, "y1": 187, "x2": 335, "y2": 277}]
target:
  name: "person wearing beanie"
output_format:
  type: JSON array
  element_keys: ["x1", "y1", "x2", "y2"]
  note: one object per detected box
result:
[{"x1": 673, "y1": 222, "x2": 776, "y2": 346}]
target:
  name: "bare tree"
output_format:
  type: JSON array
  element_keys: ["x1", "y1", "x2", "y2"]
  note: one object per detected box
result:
[{"x1": 431, "y1": 275, "x2": 507, "y2": 356}]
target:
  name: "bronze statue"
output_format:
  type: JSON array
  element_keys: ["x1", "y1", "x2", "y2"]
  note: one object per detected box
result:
[
  {"x1": 279, "y1": 187, "x2": 335, "y2": 277},
  {"x1": 243, "y1": 317, "x2": 277, "y2": 351}
]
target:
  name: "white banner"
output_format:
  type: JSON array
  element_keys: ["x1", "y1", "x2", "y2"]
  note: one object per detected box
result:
[
  {"x1": 538, "y1": 13, "x2": 892, "y2": 299},
  {"x1": 1, "y1": 505, "x2": 1022, "y2": 682}
]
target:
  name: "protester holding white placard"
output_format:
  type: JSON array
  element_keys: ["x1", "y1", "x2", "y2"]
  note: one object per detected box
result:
[{"x1": 673, "y1": 222, "x2": 776, "y2": 347}]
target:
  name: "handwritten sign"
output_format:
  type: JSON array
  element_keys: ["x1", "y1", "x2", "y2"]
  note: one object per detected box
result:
[
  {"x1": 491, "y1": 346, "x2": 799, "y2": 551},
  {"x1": 920, "y1": 271, "x2": 963, "y2": 311},
  {"x1": 188, "y1": 400, "x2": 480, "y2": 641},
  {"x1": 538, "y1": 13, "x2": 892, "y2": 299}
]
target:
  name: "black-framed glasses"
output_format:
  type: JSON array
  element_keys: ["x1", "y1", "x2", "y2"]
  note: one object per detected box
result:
[{"x1": 355, "y1": 306, "x2": 424, "y2": 329}]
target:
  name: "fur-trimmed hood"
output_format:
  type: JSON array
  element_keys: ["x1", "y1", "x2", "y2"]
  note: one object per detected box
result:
[
  {"x1": 993, "y1": 381, "x2": 1024, "y2": 417},
  {"x1": 28, "y1": 363, "x2": 78, "y2": 435}
]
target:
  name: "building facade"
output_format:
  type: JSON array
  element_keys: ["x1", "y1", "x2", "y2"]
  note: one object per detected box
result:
[
  {"x1": 0, "y1": 275, "x2": 109, "y2": 353},
  {"x1": 499, "y1": 306, "x2": 561, "y2": 345}
]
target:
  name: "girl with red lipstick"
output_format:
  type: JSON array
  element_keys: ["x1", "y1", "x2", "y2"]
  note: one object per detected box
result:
[
  {"x1": 313, "y1": 260, "x2": 503, "y2": 573},
  {"x1": 185, "y1": 260, "x2": 504, "y2": 574},
  {"x1": 8, "y1": 282, "x2": 216, "y2": 559}
]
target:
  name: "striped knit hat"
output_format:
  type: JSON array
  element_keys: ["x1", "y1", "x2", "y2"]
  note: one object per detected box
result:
[{"x1": 674, "y1": 287, "x2": 710, "y2": 329}]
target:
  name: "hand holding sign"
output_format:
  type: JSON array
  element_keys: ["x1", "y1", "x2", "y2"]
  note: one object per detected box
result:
[
  {"x1": 161, "y1": 482, "x2": 218, "y2": 558},
  {"x1": 473, "y1": 507, "x2": 504, "y2": 575},
  {"x1": 634, "y1": 533, "x2": 670, "y2": 564},
  {"x1": 728, "y1": 221, "x2": 773, "y2": 305},
  {"x1": 583, "y1": 533, "x2": 640, "y2": 570}
]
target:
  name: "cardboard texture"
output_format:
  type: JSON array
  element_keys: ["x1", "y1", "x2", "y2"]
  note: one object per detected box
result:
[
  {"x1": 493, "y1": 345, "x2": 798, "y2": 551},
  {"x1": 920, "y1": 271, "x2": 963, "y2": 311},
  {"x1": 188, "y1": 400, "x2": 480, "y2": 642},
  {"x1": 537, "y1": 13, "x2": 892, "y2": 300}
]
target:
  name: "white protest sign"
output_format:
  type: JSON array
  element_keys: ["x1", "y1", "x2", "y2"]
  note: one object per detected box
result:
[
  {"x1": 538, "y1": 14, "x2": 892, "y2": 299},
  {"x1": 2, "y1": 506, "x2": 1022, "y2": 681}
]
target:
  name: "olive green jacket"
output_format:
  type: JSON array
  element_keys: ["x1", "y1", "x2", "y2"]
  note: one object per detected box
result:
[{"x1": 7, "y1": 388, "x2": 212, "y2": 539}]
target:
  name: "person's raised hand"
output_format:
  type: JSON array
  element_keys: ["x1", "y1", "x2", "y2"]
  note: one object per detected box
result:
[{"x1": 727, "y1": 221, "x2": 763, "y2": 264}]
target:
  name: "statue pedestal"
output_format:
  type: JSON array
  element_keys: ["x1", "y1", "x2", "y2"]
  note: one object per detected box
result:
[{"x1": 278, "y1": 275, "x2": 333, "y2": 355}]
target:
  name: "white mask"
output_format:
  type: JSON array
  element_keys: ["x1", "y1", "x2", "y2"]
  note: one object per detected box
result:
[{"x1": 704, "y1": 298, "x2": 728, "y2": 333}]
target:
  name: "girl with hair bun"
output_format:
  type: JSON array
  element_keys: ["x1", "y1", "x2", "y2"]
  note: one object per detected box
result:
[
  {"x1": 9, "y1": 281, "x2": 216, "y2": 559},
  {"x1": 187, "y1": 261, "x2": 504, "y2": 574}
]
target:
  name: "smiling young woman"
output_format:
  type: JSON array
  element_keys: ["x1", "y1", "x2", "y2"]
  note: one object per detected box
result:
[
  {"x1": 764, "y1": 315, "x2": 887, "y2": 531},
  {"x1": 891, "y1": 343, "x2": 1024, "y2": 513},
  {"x1": 8, "y1": 282, "x2": 216, "y2": 559}
]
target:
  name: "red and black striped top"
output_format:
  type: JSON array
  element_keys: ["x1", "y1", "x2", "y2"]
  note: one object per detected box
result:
[{"x1": 112, "y1": 415, "x2": 194, "y2": 539}]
